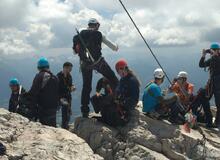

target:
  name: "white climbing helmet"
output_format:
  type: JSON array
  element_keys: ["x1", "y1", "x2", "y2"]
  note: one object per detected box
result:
[
  {"x1": 88, "y1": 18, "x2": 99, "y2": 25},
  {"x1": 154, "y1": 68, "x2": 165, "y2": 79},
  {"x1": 177, "y1": 71, "x2": 188, "y2": 79}
]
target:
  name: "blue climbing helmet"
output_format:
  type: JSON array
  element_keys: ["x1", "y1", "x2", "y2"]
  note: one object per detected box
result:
[
  {"x1": 37, "y1": 57, "x2": 49, "y2": 69},
  {"x1": 9, "y1": 78, "x2": 19, "y2": 86},
  {"x1": 210, "y1": 43, "x2": 220, "y2": 49}
]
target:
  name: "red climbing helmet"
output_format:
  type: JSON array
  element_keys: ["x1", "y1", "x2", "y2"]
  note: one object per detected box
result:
[{"x1": 115, "y1": 59, "x2": 128, "y2": 71}]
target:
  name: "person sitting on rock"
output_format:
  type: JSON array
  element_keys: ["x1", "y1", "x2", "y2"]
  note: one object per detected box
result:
[
  {"x1": 28, "y1": 58, "x2": 59, "y2": 127},
  {"x1": 8, "y1": 78, "x2": 26, "y2": 113},
  {"x1": 91, "y1": 77, "x2": 113, "y2": 114},
  {"x1": 170, "y1": 71, "x2": 194, "y2": 108},
  {"x1": 97, "y1": 59, "x2": 140, "y2": 126},
  {"x1": 142, "y1": 68, "x2": 185, "y2": 123}
]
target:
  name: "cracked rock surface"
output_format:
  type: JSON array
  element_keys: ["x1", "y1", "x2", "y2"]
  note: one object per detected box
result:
[
  {"x1": 0, "y1": 108, "x2": 103, "y2": 160},
  {"x1": 72, "y1": 103, "x2": 220, "y2": 160}
]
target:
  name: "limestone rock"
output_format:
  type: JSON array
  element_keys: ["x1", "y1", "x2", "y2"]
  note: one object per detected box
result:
[
  {"x1": 0, "y1": 108, "x2": 103, "y2": 160},
  {"x1": 72, "y1": 104, "x2": 220, "y2": 160}
]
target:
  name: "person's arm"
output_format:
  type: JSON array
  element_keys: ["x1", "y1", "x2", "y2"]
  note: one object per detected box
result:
[
  {"x1": 69, "y1": 75, "x2": 76, "y2": 92},
  {"x1": 102, "y1": 35, "x2": 118, "y2": 51},
  {"x1": 96, "y1": 78, "x2": 103, "y2": 94},
  {"x1": 8, "y1": 95, "x2": 15, "y2": 112},
  {"x1": 123, "y1": 78, "x2": 140, "y2": 110},
  {"x1": 199, "y1": 49, "x2": 211, "y2": 68}
]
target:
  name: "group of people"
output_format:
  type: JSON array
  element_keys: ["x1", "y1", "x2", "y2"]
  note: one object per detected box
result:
[
  {"x1": 9, "y1": 61, "x2": 75, "y2": 129},
  {"x1": 8, "y1": 18, "x2": 220, "y2": 129},
  {"x1": 142, "y1": 43, "x2": 220, "y2": 128}
]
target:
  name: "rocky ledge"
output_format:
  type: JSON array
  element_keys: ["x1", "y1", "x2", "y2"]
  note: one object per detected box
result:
[
  {"x1": 72, "y1": 103, "x2": 220, "y2": 160},
  {"x1": 0, "y1": 108, "x2": 102, "y2": 160}
]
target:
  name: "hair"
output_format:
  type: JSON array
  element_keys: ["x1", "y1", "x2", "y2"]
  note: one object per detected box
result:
[
  {"x1": 63, "y1": 62, "x2": 73, "y2": 68},
  {"x1": 126, "y1": 67, "x2": 141, "y2": 87},
  {"x1": 38, "y1": 66, "x2": 49, "y2": 70}
]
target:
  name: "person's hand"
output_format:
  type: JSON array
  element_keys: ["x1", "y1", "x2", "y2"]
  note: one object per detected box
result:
[
  {"x1": 202, "y1": 49, "x2": 207, "y2": 57},
  {"x1": 71, "y1": 85, "x2": 76, "y2": 92},
  {"x1": 96, "y1": 92, "x2": 101, "y2": 97}
]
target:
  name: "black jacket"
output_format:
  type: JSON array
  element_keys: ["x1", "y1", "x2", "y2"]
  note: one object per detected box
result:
[
  {"x1": 28, "y1": 70, "x2": 59, "y2": 110},
  {"x1": 96, "y1": 78, "x2": 113, "y2": 96},
  {"x1": 115, "y1": 74, "x2": 140, "y2": 111},
  {"x1": 78, "y1": 29, "x2": 103, "y2": 61},
  {"x1": 9, "y1": 86, "x2": 26, "y2": 113},
  {"x1": 57, "y1": 71, "x2": 73, "y2": 100},
  {"x1": 199, "y1": 55, "x2": 220, "y2": 78}
]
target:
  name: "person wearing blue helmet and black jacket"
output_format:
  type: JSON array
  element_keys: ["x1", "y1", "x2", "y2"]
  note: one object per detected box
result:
[
  {"x1": 199, "y1": 42, "x2": 220, "y2": 127},
  {"x1": 8, "y1": 78, "x2": 26, "y2": 113},
  {"x1": 28, "y1": 57, "x2": 59, "y2": 127}
]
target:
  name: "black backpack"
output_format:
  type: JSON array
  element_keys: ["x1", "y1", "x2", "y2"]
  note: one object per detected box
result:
[{"x1": 38, "y1": 71, "x2": 59, "y2": 110}]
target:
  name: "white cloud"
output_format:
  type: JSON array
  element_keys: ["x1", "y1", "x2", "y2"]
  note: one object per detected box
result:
[{"x1": 1, "y1": 0, "x2": 220, "y2": 55}]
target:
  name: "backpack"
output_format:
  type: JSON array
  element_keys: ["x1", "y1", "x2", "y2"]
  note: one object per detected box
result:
[
  {"x1": 38, "y1": 71, "x2": 59, "y2": 110},
  {"x1": 73, "y1": 34, "x2": 81, "y2": 54}
]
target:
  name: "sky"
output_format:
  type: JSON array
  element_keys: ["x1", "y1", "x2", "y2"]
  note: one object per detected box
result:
[
  {"x1": 1, "y1": 0, "x2": 220, "y2": 57},
  {"x1": 0, "y1": 0, "x2": 218, "y2": 113}
]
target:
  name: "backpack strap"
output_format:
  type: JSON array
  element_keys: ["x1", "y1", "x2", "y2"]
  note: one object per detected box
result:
[
  {"x1": 16, "y1": 85, "x2": 23, "y2": 111},
  {"x1": 145, "y1": 81, "x2": 156, "y2": 98},
  {"x1": 40, "y1": 70, "x2": 54, "y2": 89}
]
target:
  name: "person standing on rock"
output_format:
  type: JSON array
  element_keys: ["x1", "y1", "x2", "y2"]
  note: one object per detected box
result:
[
  {"x1": 8, "y1": 78, "x2": 26, "y2": 113},
  {"x1": 199, "y1": 42, "x2": 220, "y2": 128},
  {"x1": 57, "y1": 62, "x2": 76, "y2": 129},
  {"x1": 28, "y1": 58, "x2": 59, "y2": 127},
  {"x1": 72, "y1": 18, "x2": 119, "y2": 118}
]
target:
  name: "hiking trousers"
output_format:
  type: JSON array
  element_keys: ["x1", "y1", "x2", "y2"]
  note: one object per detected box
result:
[
  {"x1": 213, "y1": 75, "x2": 220, "y2": 125},
  {"x1": 39, "y1": 108, "x2": 57, "y2": 127},
  {"x1": 191, "y1": 88, "x2": 213, "y2": 125},
  {"x1": 81, "y1": 58, "x2": 119, "y2": 114},
  {"x1": 61, "y1": 100, "x2": 72, "y2": 129}
]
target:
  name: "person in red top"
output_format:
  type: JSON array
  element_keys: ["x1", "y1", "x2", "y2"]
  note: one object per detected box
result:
[{"x1": 171, "y1": 71, "x2": 194, "y2": 106}]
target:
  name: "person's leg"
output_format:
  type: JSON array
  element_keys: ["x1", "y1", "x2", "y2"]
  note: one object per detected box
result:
[
  {"x1": 91, "y1": 95, "x2": 101, "y2": 113},
  {"x1": 39, "y1": 110, "x2": 57, "y2": 127},
  {"x1": 81, "y1": 66, "x2": 93, "y2": 117},
  {"x1": 95, "y1": 58, "x2": 119, "y2": 90},
  {"x1": 61, "y1": 105, "x2": 68, "y2": 129},
  {"x1": 214, "y1": 92, "x2": 220, "y2": 126},
  {"x1": 199, "y1": 89, "x2": 213, "y2": 126}
]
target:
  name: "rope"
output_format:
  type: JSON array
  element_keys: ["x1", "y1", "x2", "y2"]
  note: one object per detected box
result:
[
  {"x1": 118, "y1": 0, "x2": 172, "y2": 85},
  {"x1": 117, "y1": 0, "x2": 207, "y2": 158}
]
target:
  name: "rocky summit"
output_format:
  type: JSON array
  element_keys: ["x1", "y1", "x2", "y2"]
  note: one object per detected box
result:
[
  {"x1": 72, "y1": 103, "x2": 220, "y2": 160},
  {"x1": 1, "y1": 104, "x2": 220, "y2": 160},
  {"x1": 0, "y1": 108, "x2": 102, "y2": 160}
]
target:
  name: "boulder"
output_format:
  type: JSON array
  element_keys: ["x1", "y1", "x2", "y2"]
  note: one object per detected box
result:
[
  {"x1": 72, "y1": 103, "x2": 220, "y2": 160},
  {"x1": 0, "y1": 108, "x2": 103, "y2": 160}
]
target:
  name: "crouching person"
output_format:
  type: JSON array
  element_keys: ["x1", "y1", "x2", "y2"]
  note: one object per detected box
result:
[
  {"x1": 91, "y1": 77, "x2": 113, "y2": 114},
  {"x1": 28, "y1": 58, "x2": 59, "y2": 127},
  {"x1": 8, "y1": 78, "x2": 26, "y2": 113},
  {"x1": 93, "y1": 60, "x2": 140, "y2": 127},
  {"x1": 142, "y1": 68, "x2": 184, "y2": 124}
]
